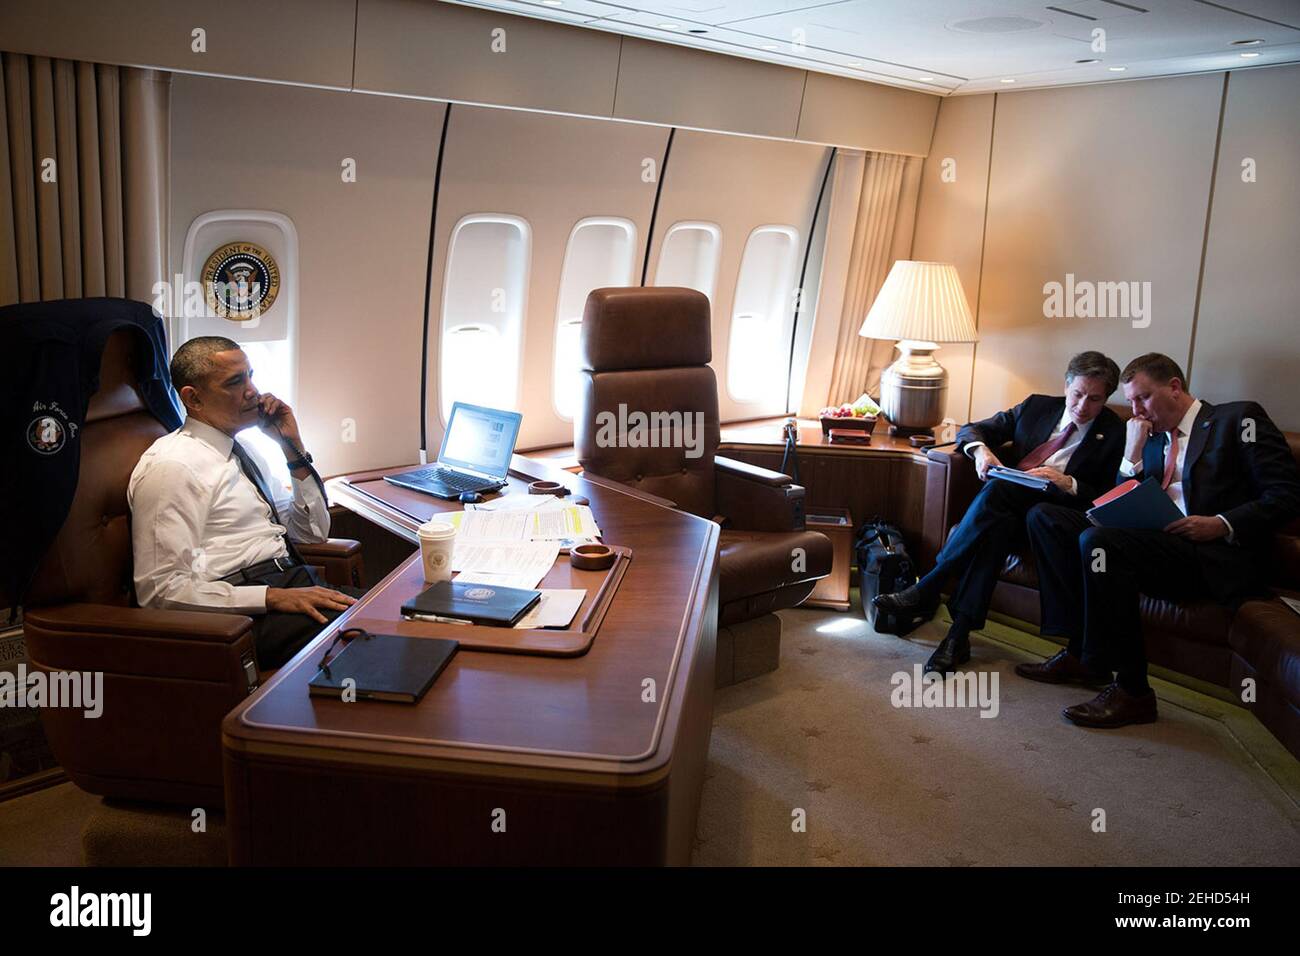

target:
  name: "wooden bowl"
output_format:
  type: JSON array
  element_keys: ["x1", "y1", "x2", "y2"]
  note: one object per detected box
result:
[{"x1": 819, "y1": 414, "x2": 877, "y2": 437}]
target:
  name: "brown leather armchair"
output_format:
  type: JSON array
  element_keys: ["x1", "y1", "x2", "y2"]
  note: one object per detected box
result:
[
  {"x1": 576, "y1": 287, "x2": 832, "y2": 684},
  {"x1": 922, "y1": 404, "x2": 1300, "y2": 758},
  {"x1": 19, "y1": 330, "x2": 364, "y2": 807}
]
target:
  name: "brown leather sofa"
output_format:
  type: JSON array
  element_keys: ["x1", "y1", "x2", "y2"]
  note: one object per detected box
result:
[
  {"x1": 923, "y1": 405, "x2": 1300, "y2": 758},
  {"x1": 17, "y1": 329, "x2": 364, "y2": 808},
  {"x1": 576, "y1": 287, "x2": 833, "y2": 684}
]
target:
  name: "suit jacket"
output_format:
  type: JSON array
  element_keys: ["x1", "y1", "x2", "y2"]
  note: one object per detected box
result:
[
  {"x1": 956, "y1": 394, "x2": 1126, "y2": 503},
  {"x1": 1128, "y1": 400, "x2": 1300, "y2": 602},
  {"x1": 1, "y1": 298, "x2": 183, "y2": 610}
]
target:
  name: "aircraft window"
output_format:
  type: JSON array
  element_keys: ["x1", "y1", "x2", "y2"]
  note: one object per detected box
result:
[
  {"x1": 727, "y1": 224, "x2": 800, "y2": 404},
  {"x1": 439, "y1": 214, "x2": 530, "y2": 422},
  {"x1": 654, "y1": 221, "x2": 722, "y2": 304},
  {"x1": 553, "y1": 217, "x2": 638, "y2": 420},
  {"x1": 237, "y1": 339, "x2": 294, "y2": 491}
]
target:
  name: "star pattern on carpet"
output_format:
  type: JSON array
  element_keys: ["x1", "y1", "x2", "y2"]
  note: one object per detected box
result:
[
  {"x1": 798, "y1": 682, "x2": 823, "y2": 693},
  {"x1": 946, "y1": 852, "x2": 977, "y2": 867},
  {"x1": 806, "y1": 779, "x2": 831, "y2": 792},
  {"x1": 925, "y1": 787, "x2": 953, "y2": 801},
  {"x1": 1168, "y1": 802, "x2": 1201, "y2": 819},
  {"x1": 798, "y1": 646, "x2": 821, "y2": 656},
  {"x1": 911, "y1": 734, "x2": 933, "y2": 745},
  {"x1": 1049, "y1": 797, "x2": 1076, "y2": 811},
  {"x1": 1021, "y1": 741, "x2": 1040, "y2": 752},
  {"x1": 1129, "y1": 747, "x2": 1157, "y2": 759},
  {"x1": 800, "y1": 726, "x2": 824, "y2": 738}
]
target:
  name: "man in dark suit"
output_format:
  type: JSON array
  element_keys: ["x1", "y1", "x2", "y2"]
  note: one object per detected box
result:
[
  {"x1": 1020, "y1": 353, "x2": 1300, "y2": 727},
  {"x1": 874, "y1": 351, "x2": 1126, "y2": 674}
]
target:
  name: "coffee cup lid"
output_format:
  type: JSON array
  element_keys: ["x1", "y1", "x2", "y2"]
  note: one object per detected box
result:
[{"x1": 418, "y1": 519, "x2": 457, "y2": 538}]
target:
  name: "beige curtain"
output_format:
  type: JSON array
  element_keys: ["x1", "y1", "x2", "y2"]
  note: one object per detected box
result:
[
  {"x1": 825, "y1": 151, "x2": 923, "y2": 406},
  {"x1": 0, "y1": 52, "x2": 169, "y2": 307}
]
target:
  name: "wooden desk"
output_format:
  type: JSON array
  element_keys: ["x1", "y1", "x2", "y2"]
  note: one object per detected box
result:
[{"x1": 221, "y1": 455, "x2": 719, "y2": 865}]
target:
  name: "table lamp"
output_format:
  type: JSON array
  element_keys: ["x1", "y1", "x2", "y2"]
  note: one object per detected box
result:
[{"x1": 857, "y1": 260, "x2": 978, "y2": 436}]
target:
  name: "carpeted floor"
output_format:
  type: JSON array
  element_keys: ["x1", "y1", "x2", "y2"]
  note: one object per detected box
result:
[
  {"x1": 691, "y1": 604, "x2": 1300, "y2": 866},
  {"x1": 3, "y1": 602, "x2": 1298, "y2": 866}
]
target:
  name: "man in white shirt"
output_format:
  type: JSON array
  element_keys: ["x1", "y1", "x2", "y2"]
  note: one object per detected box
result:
[
  {"x1": 873, "y1": 351, "x2": 1126, "y2": 675},
  {"x1": 128, "y1": 336, "x2": 361, "y2": 669},
  {"x1": 1023, "y1": 353, "x2": 1300, "y2": 728}
]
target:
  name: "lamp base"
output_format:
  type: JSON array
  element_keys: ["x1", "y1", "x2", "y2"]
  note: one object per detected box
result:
[
  {"x1": 879, "y1": 340, "x2": 948, "y2": 433},
  {"x1": 888, "y1": 422, "x2": 937, "y2": 439}
]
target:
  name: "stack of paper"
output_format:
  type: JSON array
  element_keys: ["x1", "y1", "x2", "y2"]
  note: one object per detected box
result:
[
  {"x1": 452, "y1": 540, "x2": 559, "y2": 591},
  {"x1": 450, "y1": 502, "x2": 602, "y2": 543}
]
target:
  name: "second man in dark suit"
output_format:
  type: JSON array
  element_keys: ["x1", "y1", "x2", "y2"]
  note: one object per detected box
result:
[{"x1": 874, "y1": 351, "x2": 1127, "y2": 674}]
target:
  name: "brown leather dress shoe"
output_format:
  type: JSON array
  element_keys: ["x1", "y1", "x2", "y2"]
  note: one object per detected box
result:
[
  {"x1": 1014, "y1": 649, "x2": 1110, "y2": 686},
  {"x1": 1062, "y1": 683, "x2": 1158, "y2": 728}
]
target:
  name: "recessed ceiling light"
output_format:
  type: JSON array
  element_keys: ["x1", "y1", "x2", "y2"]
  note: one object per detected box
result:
[
  {"x1": 1230, "y1": 39, "x2": 1263, "y2": 46},
  {"x1": 1075, "y1": 58, "x2": 1099, "y2": 64},
  {"x1": 917, "y1": 75, "x2": 934, "y2": 81},
  {"x1": 1108, "y1": 66, "x2": 1127, "y2": 72},
  {"x1": 1240, "y1": 51, "x2": 1261, "y2": 58},
  {"x1": 1000, "y1": 77, "x2": 1016, "y2": 83},
  {"x1": 847, "y1": 60, "x2": 863, "y2": 66},
  {"x1": 761, "y1": 44, "x2": 779, "y2": 50},
  {"x1": 540, "y1": 0, "x2": 562, "y2": 6},
  {"x1": 658, "y1": 22, "x2": 680, "y2": 30}
]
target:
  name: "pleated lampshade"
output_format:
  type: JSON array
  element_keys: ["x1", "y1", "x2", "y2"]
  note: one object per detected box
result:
[{"x1": 858, "y1": 261, "x2": 979, "y2": 344}]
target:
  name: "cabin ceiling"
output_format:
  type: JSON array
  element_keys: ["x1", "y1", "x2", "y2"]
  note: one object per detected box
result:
[{"x1": 441, "y1": 0, "x2": 1300, "y2": 94}]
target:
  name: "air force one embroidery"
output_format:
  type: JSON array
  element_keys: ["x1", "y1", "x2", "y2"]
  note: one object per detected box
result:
[
  {"x1": 201, "y1": 241, "x2": 281, "y2": 320},
  {"x1": 26, "y1": 400, "x2": 76, "y2": 456}
]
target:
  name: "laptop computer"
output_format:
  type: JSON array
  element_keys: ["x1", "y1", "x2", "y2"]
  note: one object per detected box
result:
[{"x1": 383, "y1": 402, "x2": 523, "y2": 499}]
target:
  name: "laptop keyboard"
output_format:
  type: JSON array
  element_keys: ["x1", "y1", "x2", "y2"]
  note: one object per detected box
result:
[{"x1": 402, "y1": 466, "x2": 489, "y2": 491}]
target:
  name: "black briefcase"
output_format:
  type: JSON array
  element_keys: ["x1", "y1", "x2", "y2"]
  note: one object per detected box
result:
[{"x1": 856, "y1": 518, "x2": 922, "y2": 635}]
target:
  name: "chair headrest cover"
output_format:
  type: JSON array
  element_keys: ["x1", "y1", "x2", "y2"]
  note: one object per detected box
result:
[{"x1": 580, "y1": 287, "x2": 711, "y2": 371}]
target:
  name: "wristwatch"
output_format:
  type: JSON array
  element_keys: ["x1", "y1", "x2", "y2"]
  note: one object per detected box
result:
[{"x1": 285, "y1": 450, "x2": 314, "y2": 471}]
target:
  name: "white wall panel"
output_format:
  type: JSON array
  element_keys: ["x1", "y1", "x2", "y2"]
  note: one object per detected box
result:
[
  {"x1": 428, "y1": 106, "x2": 667, "y2": 450},
  {"x1": 1194, "y1": 64, "x2": 1300, "y2": 430},
  {"x1": 970, "y1": 74, "x2": 1222, "y2": 419},
  {"x1": 646, "y1": 130, "x2": 830, "y2": 423},
  {"x1": 170, "y1": 75, "x2": 444, "y2": 476}
]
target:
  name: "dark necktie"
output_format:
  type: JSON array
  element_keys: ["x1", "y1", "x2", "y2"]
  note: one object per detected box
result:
[
  {"x1": 231, "y1": 440, "x2": 305, "y2": 565},
  {"x1": 1018, "y1": 421, "x2": 1077, "y2": 471}
]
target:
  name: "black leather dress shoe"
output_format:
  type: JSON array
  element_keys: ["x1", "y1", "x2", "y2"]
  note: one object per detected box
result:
[
  {"x1": 872, "y1": 584, "x2": 939, "y2": 619},
  {"x1": 1015, "y1": 649, "x2": 1110, "y2": 687},
  {"x1": 1062, "y1": 683, "x2": 1158, "y2": 728},
  {"x1": 923, "y1": 634, "x2": 971, "y2": 675}
]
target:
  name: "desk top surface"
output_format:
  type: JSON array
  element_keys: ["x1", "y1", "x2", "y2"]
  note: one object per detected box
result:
[{"x1": 222, "y1": 456, "x2": 719, "y2": 783}]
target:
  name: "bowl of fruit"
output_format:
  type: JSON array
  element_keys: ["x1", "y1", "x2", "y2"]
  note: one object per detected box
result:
[{"x1": 819, "y1": 395, "x2": 881, "y2": 437}]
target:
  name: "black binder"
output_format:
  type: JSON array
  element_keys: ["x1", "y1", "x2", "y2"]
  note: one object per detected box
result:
[
  {"x1": 308, "y1": 633, "x2": 458, "y2": 703},
  {"x1": 401, "y1": 579, "x2": 541, "y2": 627}
]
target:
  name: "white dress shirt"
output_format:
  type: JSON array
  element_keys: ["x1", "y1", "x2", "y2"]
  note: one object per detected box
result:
[
  {"x1": 966, "y1": 407, "x2": 1092, "y2": 495},
  {"x1": 127, "y1": 417, "x2": 330, "y2": 614},
  {"x1": 1118, "y1": 399, "x2": 1234, "y2": 539}
]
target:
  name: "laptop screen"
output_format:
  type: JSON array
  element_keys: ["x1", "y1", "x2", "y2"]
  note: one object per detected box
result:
[{"x1": 437, "y1": 402, "x2": 522, "y2": 480}]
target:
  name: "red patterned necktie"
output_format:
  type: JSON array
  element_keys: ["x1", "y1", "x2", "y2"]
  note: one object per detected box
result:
[
  {"x1": 1018, "y1": 421, "x2": 1077, "y2": 471},
  {"x1": 1161, "y1": 429, "x2": 1179, "y2": 491}
]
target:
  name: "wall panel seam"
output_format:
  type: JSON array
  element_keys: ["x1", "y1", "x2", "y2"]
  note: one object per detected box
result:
[
  {"x1": 1186, "y1": 71, "x2": 1230, "y2": 386},
  {"x1": 967, "y1": 92, "x2": 998, "y2": 419}
]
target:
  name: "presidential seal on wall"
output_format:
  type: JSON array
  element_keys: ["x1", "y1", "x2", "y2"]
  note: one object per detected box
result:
[{"x1": 201, "y1": 241, "x2": 280, "y2": 320}]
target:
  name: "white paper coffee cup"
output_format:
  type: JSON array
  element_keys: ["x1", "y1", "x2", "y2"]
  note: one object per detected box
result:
[{"x1": 417, "y1": 519, "x2": 457, "y2": 583}]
